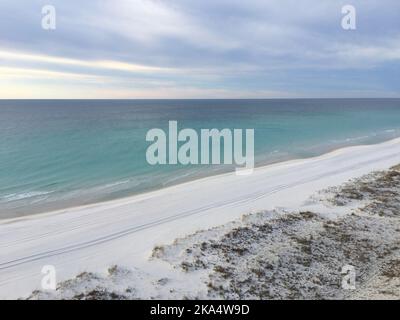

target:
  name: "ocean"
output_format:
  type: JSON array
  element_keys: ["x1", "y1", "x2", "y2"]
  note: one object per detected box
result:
[{"x1": 1, "y1": 98, "x2": 400, "y2": 218}]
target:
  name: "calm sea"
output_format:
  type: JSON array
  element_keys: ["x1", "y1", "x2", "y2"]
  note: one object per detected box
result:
[{"x1": 1, "y1": 99, "x2": 400, "y2": 218}]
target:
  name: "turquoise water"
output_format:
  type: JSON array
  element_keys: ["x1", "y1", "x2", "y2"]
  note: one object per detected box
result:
[{"x1": 1, "y1": 99, "x2": 400, "y2": 218}]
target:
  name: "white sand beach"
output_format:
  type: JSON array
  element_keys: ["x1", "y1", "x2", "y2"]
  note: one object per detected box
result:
[{"x1": 2, "y1": 138, "x2": 400, "y2": 299}]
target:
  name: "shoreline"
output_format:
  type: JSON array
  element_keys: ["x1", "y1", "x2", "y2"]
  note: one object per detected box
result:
[
  {"x1": 2, "y1": 136, "x2": 400, "y2": 299},
  {"x1": 3, "y1": 135, "x2": 400, "y2": 224}
]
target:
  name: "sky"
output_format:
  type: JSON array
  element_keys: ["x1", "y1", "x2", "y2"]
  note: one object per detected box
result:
[{"x1": 0, "y1": 0, "x2": 399, "y2": 99}]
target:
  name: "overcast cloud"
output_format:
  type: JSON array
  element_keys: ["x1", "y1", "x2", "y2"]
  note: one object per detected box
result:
[{"x1": 0, "y1": 0, "x2": 399, "y2": 98}]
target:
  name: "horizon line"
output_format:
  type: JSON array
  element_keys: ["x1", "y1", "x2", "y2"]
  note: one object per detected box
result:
[{"x1": 1, "y1": 97, "x2": 400, "y2": 101}]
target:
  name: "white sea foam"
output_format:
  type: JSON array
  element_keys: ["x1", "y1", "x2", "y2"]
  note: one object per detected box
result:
[{"x1": 0, "y1": 191, "x2": 53, "y2": 203}]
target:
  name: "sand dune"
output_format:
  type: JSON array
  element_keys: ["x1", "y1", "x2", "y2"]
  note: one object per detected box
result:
[{"x1": 2, "y1": 138, "x2": 400, "y2": 299}]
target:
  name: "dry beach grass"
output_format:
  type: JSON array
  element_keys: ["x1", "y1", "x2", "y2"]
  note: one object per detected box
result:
[{"x1": 28, "y1": 165, "x2": 400, "y2": 300}]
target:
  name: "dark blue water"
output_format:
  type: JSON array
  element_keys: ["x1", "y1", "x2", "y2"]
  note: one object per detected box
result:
[{"x1": 1, "y1": 99, "x2": 400, "y2": 217}]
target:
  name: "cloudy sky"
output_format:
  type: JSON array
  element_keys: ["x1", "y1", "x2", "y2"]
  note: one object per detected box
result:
[{"x1": 0, "y1": 0, "x2": 399, "y2": 98}]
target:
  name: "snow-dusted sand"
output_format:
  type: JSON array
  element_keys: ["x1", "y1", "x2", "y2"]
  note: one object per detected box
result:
[{"x1": 2, "y1": 138, "x2": 400, "y2": 299}]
